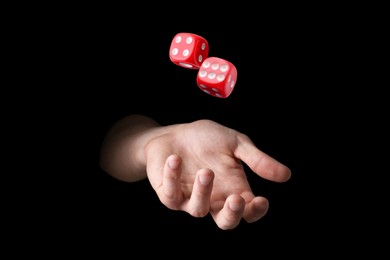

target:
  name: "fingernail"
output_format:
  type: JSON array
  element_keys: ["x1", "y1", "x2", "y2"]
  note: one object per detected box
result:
[
  {"x1": 199, "y1": 174, "x2": 212, "y2": 185},
  {"x1": 228, "y1": 201, "x2": 242, "y2": 211},
  {"x1": 168, "y1": 156, "x2": 179, "y2": 169}
]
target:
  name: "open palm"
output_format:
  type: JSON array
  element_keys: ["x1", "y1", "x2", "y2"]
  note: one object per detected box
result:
[{"x1": 145, "y1": 119, "x2": 291, "y2": 230}]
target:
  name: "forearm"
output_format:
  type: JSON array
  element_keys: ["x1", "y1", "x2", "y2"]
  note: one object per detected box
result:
[{"x1": 99, "y1": 114, "x2": 167, "y2": 182}]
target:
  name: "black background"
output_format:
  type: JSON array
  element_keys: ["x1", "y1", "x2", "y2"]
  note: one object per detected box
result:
[{"x1": 6, "y1": 4, "x2": 380, "y2": 257}]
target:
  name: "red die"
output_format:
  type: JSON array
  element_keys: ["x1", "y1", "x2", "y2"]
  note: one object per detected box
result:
[
  {"x1": 169, "y1": 32, "x2": 209, "y2": 69},
  {"x1": 196, "y1": 57, "x2": 237, "y2": 98}
]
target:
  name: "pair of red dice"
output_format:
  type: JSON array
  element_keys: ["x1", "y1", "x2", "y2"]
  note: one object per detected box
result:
[{"x1": 169, "y1": 32, "x2": 237, "y2": 98}]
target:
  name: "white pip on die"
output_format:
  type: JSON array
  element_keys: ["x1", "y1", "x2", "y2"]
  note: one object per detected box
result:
[{"x1": 196, "y1": 57, "x2": 237, "y2": 98}]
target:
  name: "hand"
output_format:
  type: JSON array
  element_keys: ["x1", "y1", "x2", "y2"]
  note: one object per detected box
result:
[{"x1": 144, "y1": 119, "x2": 291, "y2": 230}]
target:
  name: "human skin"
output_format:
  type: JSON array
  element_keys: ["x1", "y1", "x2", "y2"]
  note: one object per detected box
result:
[{"x1": 100, "y1": 114, "x2": 291, "y2": 230}]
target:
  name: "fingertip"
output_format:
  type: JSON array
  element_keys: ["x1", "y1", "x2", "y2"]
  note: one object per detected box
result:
[
  {"x1": 253, "y1": 196, "x2": 269, "y2": 212},
  {"x1": 280, "y1": 165, "x2": 292, "y2": 182},
  {"x1": 268, "y1": 163, "x2": 292, "y2": 183},
  {"x1": 213, "y1": 195, "x2": 245, "y2": 230},
  {"x1": 227, "y1": 194, "x2": 245, "y2": 212},
  {"x1": 167, "y1": 154, "x2": 181, "y2": 170},
  {"x1": 244, "y1": 197, "x2": 269, "y2": 223},
  {"x1": 197, "y1": 168, "x2": 214, "y2": 186}
]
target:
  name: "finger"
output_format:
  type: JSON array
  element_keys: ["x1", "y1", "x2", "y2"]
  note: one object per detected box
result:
[
  {"x1": 243, "y1": 196, "x2": 269, "y2": 223},
  {"x1": 187, "y1": 168, "x2": 214, "y2": 217},
  {"x1": 235, "y1": 134, "x2": 292, "y2": 182},
  {"x1": 211, "y1": 195, "x2": 245, "y2": 230},
  {"x1": 161, "y1": 154, "x2": 184, "y2": 209}
]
